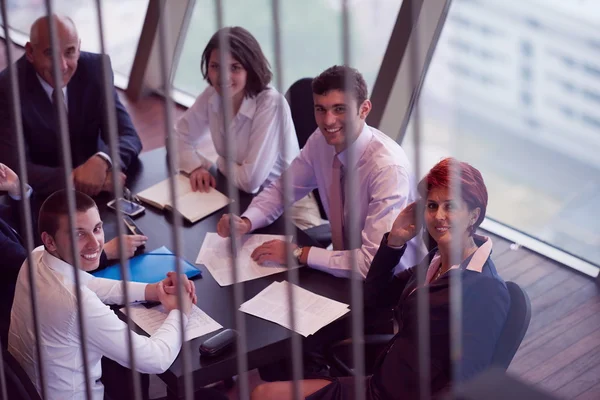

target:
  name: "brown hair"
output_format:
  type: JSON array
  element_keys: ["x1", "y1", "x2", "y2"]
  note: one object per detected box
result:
[
  {"x1": 201, "y1": 26, "x2": 272, "y2": 98},
  {"x1": 38, "y1": 189, "x2": 97, "y2": 237},
  {"x1": 312, "y1": 65, "x2": 368, "y2": 105}
]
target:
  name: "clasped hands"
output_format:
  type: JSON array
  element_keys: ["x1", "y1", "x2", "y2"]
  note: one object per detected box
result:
[
  {"x1": 216, "y1": 213, "x2": 299, "y2": 266},
  {"x1": 72, "y1": 155, "x2": 126, "y2": 196},
  {"x1": 145, "y1": 272, "x2": 197, "y2": 316}
]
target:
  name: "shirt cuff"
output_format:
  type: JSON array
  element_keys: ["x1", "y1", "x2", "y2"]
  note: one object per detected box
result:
[
  {"x1": 306, "y1": 246, "x2": 331, "y2": 269},
  {"x1": 8, "y1": 184, "x2": 32, "y2": 200},
  {"x1": 241, "y1": 208, "x2": 268, "y2": 232},
  {"x1": 166, "y1": 309, "x2": 189, "y2": 327},
  {"x1": 95, "y1": 152, "x2": 113, "y2": 168},
  {"x1": 129, "y1": 282, "x2": 148, "y2": 303}
]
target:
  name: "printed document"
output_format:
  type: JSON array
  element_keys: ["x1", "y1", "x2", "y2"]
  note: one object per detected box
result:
[
  {"x1": 196, "y1": 233, "x2": 296, "y2": 286},
  {"x1": 239, "y1": 281, "x2": 350, "y2": 337},
  {"x1": 122, "y1": 303, "x2": 222, "y2": 341}
]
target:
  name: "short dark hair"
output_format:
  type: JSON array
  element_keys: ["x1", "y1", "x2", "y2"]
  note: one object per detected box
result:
[
  {"x1": 38, "y1": 190, "x2": 97, "y2": 238},
  {"x1": 312, "y1": 65, "x2": 368, "y2": 105},
  {"x1": 201, "y1": 26, "x2": 272, "y2": 98}
]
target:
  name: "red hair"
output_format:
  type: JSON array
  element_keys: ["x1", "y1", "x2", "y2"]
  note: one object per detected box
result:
[{"x1": 417, "y1": 158, "x2": 488, "y2": 234}]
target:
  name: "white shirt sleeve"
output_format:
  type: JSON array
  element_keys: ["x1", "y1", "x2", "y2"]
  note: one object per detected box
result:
[
  {"x1": 86, "y1": 277, "x2": 148, "y2": 304},
  {"x1": 82, "y1": 289, "x2": 188, "y2": 374},
  {"x1": 216, "y1": 94, "x2": 292, "y2": 194},
  {"x1": 175, "y1": 88, "x2": 214, "y2": 173},
  {"x1": 307, "y1": 165, "x2": 411, "y2": 279},
  {"x1": 242, "y1": 136, "x2": 318, "y2": 230}
]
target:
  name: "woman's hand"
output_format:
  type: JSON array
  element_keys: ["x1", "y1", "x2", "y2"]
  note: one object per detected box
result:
[
  {"x1": 388, "y1": 201, "x2": 420, "y2": 248},
  {"x1": 189, "y1": 167, "x2": 216, "y2": 192}
]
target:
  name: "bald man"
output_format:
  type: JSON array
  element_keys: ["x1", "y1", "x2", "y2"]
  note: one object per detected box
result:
[{"x1": 0, "y1": 15, "x2": 142, "y2": 196}]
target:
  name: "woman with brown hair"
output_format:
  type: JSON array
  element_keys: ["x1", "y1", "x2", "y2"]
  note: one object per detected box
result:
[{"x1": 252, "y1": 158, "x2": 510, "y2": 399}]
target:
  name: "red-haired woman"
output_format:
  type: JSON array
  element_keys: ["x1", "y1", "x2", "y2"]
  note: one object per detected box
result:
[{"x1": 252, "y1": 158, "x2": 511, "y2": 399}]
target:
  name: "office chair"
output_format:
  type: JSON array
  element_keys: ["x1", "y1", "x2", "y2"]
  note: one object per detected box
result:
[
  {"x1": 327, "y1": 281, "x2": 532, "y2": 377},
  {"x1": 1, "y1": 350, "x2": 41, "y2": 400},
  {"x1": 285, "y1": 78, "x2": 331, "y2": 247},
  {"x1": 490, "y1": 281, "x2": 531, "y2": 369}
]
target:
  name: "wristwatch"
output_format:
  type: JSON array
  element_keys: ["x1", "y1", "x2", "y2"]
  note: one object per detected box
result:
[{"x1": 293, "y1": 246, "x2": 304, "y2": 263}]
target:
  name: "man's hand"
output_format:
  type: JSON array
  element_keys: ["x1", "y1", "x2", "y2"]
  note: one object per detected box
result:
[
  {"x1": 162, "y1": 271, "x2": 197, "y2": 304},
  {"x1": 156, "y1": 281, "x2": 193, "y2": 316},
  {"x1": 103, "y1": 234, "x2": 148, "y2": 259},
  {"x1": 217, "y1": 214, "x2": 252, "y2": 238},
  {"x1": 101, "y1": 171, "x2": 127, "y2": 193},
  {"x1": 251, "y1": 240, "x2": 298, "y2": 266},
  {"x1": 72, "y1": 155, "x2": 110, "y2": 196},
  {"x1": 189, "y1": 167, "x2": 215, "y2": 192},
  {"x1": 0, "y1": 163, "x2": 20, "y2": 196}
]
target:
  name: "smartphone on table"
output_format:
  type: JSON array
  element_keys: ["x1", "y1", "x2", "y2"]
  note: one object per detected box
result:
[{"x1": 107, "y1": 198, "x2": 145, "y2": 217}]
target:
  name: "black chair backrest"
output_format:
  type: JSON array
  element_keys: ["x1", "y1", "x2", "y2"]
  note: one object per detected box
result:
[
  {"x1": 491, "y1": 281, "x2": 532, "y2": 369},
  {"x1": 285, "y1": 77, "x2": 317, "y2": 149},
  {"x1": 2, "y1": 350, "x2": 41, "y2": 400},
  {"x1": 285, "y1": 78, "x2": 328, "y2": 220}
]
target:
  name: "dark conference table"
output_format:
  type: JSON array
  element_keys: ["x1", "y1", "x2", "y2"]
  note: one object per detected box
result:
[{"x1": 99, "y1": 148, "x2": 354, "y2": 399}]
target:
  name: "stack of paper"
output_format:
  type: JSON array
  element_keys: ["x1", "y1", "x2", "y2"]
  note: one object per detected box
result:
[
  {"x1": 136, "y1": 174, "x2": 231, "y2": 223},
  {"x1": 239, "y1": 281, "x2": 350, "y2": 337},
  {"x1": 196, "y1": 233, "x2": 296, "y2": 286},
  {"x1": 122, "y1": 303, "x2": 222, "y2": 341}
]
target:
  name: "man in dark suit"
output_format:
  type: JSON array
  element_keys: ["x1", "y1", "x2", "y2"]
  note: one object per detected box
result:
[
  {"x1": 0, "y1": 163, "x2": 30, "y2": 349},
  {"x1": 0, "y1": 14, "x2": 142, "y2": 197}
]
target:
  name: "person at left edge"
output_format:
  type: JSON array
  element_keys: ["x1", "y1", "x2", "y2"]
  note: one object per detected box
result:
[{"x1": 0, "y1": 14, "x2": 142, "y2": 197}]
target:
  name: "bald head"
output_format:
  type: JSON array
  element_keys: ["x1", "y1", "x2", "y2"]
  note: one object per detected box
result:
[
  {"x1": 29, "y1": 15, "x2": 78, "y2": 45},
  {"x1": 25, "y1": 14, "x2": 81, "y2": 89}
]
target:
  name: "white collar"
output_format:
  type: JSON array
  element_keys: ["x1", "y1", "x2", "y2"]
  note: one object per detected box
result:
[
  {"x1": 41, "y1": 248, "x2": 95, "y2": 285},
  {"x1": 426, "y1": 235, "x2": 493, "y2": 283},
  {"x1": 335, "y1": 123, "x2": 373, "y2": 167},
  {"x1": 36, "y1": 74, "x2": 67, "y2": 102},
  {"x1": 209, "y1": 88, "x2": 257, "y2": 119}
]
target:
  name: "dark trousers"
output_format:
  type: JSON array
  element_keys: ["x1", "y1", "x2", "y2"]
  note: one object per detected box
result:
[{"x1": 101, "y1": 357, "x2": 150, "y2": 400}]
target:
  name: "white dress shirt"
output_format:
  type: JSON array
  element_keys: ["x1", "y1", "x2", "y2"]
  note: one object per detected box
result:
[
  {"x1": 175, "y1": 86, "x2": 300, "y2": 194},
  {"x1": 242, "y1": 124, "x2": 421, "y2": 278},
  {"x1": 8, "y1": 246, "x2": 188, "y2": 400},
  {"x1": 36, "y1": 74, "x2": 112, "y2": 167}
]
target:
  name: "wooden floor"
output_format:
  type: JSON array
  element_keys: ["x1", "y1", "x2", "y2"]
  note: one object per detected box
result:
[{"x1": 2, "y1": 39, "x2": 600, "y2": 399}]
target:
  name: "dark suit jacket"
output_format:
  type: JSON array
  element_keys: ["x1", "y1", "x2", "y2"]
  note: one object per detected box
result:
[
  {"x1": 0, "y1": 52, "x2": 142, "y2": 195},
  {"x1": 0, "y1": 201, "x2": 28, "y2": 349},
  {"x1": 308, "y1": 234, "x2": 510, "y2": 400}
]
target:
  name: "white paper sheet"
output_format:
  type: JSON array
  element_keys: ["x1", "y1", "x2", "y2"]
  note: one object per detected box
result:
[
  {"x1": 239, "y1": 281, "x2": 350, "y2": 337},
  {"x1": 196, "y1": 233, "x2": 296, "y2": 286},
  {"x1": 122, "y1": 303, "x2": 223, "y2": 341}
]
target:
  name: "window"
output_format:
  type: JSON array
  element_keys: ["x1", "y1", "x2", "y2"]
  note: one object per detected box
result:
[
  {"x1": 174, "y1": 0, "x2": 403, "y2": 97},
  {"x1": 403, "y1": 0, "x2": 600, "y2": 266},
  {"x1": 1, "y1": 0, "x2": 147, "y2": 77}
]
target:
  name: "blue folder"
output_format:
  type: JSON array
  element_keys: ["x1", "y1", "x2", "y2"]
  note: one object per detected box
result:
[{"x1": 92, "y1": 246, "x2": 202, "y2": 283}]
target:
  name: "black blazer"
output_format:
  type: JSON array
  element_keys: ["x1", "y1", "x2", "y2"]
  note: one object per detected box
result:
[
  {"x1": 308, "y1": 234, "x2": 510, "y2": 400},
  {"x1": 0, "y1": 52, "x2": 142, "y2": 194}
]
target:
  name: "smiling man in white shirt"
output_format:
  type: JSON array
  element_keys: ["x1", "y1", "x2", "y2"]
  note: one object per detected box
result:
[
  {"x1": 217, "y1": 65, "x2": 420, "y2": 278},
  {"x1": 7, "y1": 189, "x2": 200, "y2": 400}
]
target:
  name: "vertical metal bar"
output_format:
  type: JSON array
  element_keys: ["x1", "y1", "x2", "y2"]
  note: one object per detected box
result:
[
  {"x1": 92, "y1": 2, "x2": 143, "y2": 400},
  {"x1": 0, "y1": 3, "x2": 48, "y2": 398},
  {"x1": 406, "y1": 1, "x2": 431, "y2": 398},
  {"x1": 213, "y1": 2, "x2": 250, "y2": 398},
  {"x1": 271, "y1": 1, "x2": 302, "y2": 399},
  {"x1": 0, "y1": 348, "x2": 7, "y2": 400},
  {"x1": 43, "y1": 4, "x2": 93, "y2": 398},
  {"x1": 449, "y1": 159, "x2": 463, "y2": 391},
  {"x1": 340, "y1": 2, "x2": 365, "y2": 399},
  {"x1": 156, "y1": 1, "x2": 194, "y2": 399}
]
